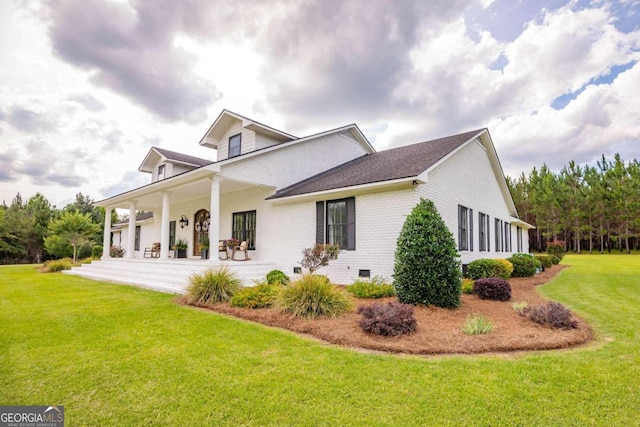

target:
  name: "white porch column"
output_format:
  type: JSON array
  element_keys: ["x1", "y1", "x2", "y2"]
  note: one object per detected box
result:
[
  {"x1": 127, "y1": 200, "x2": 137, "y2": 258},
  {"x1": 159, "y1": 191, "x2": 171, "y2": 259},
  {"x1": 209, "y1": 175, "x2": 220, "y2": 260},
  {"x1": 102, "y1": 207, "x2": 112, "y2": 259}
]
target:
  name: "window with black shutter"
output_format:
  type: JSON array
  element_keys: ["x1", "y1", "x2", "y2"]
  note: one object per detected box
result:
[{"x1": 316, "y1": 197, "x2": 355, "y2": 250}]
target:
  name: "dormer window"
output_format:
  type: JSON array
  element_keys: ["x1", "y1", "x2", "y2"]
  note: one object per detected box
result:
[
  {"x1": 158, "y1": 164, "x2": 166, "y2": 181},
  {"x1": 229, "y1": 133, "x2": 241, "y2": 158}
]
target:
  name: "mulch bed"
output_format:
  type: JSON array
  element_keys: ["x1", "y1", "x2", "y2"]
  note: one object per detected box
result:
[{"x1": 177, "y1": 265, "x2": 594, "y2": 355}]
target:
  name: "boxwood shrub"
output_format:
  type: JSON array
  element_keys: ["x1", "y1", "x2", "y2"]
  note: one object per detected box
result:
[
  {"x1": 231, "y1": 282, "x2": 280, "y2": 308},
  {"x1": 507, "y1": 253, "x2": 538, "y2": 277},
  {"x1": 347, "y1": 276, "x2": 395, "y2": 299},
  {"x1": 535, "y1": 255, "x2": 553, "y2": 269},
  {"x1": 266, "y1": 269, "x2": 290, "y2": 285},
  {"x1": 473, "y1": 277, "x2": 512, "y2": 301},
  {"x1": 546, "y1": 240, "x2": 566, "y2": 263},
  {"x1": 467, "y1": 258, "x2": 512, "y2": 280}
]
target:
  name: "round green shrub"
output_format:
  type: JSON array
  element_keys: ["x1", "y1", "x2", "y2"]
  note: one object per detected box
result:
[
  {"x1": 535, "y1": 255, "x2": 553, "y2": 269},
  {"x1": 467, "y1": 258, "x2": 512, "y2": 280},
  {"x1": 546, "y1": 241, "x2": 566, "y2": 262},
  {"x1": 473, "y1": 277, "x2": 512, "y2": 301},
  {"x1": 231, "y1": 282, "x2": 280, "y2": 308},
  {"x1": 507, "y1": 253, "x2": 538, "y2": 277},
  {"x1": 185, "y1": 266, "x2": 242, "y2": 305},
  {"x1": 394, "y1": 198, "x2": 461, "y2": 308},
  {"x1": 266, "y1": 269, "x2": 290, "y2": 285},
  {"x1": 275, "y1": 274, "x2": 354, "y2": 319},
  {"x1": 91, "y1": 245, "x2": 103, "y2": 258},
  {"x1": 347, "y1": 276, "x2": 395, "y2": 299}
]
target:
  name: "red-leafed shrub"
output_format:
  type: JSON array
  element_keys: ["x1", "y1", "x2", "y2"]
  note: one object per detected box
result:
[
  {"x1": 357, "y1": 302, "x2": 417, "y2": 336},
  {"x1": 524, "y1": 302, "x2": 577, "y2": 329},
  {"x1": 473, "y1": 277, "x2": 512, "y2": 301}
]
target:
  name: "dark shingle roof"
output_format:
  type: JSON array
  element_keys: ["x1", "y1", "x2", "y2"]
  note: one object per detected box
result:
[
  {"x1": 154, "y1": 147, "x2": 211, "y2": 167},
  {"x1": 268, "y1": 129, "x2": 483, "y2": 199},
  {"x1": 114, "y1": 211, "x2": 154, "y2": 225}
]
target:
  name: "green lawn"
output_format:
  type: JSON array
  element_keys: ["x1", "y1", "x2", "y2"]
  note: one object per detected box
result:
[{"x1": 1, "y1": 255, "x2": 639, "y2": 426}]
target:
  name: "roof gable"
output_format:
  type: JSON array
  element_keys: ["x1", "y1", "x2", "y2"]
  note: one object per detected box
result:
[
  {"x1": 268, "y1": 129, "x2": 483, "y2": 199},
  {"x1": 199, "y1": 109, "x2": 297, "y2": 149},
  {"x1": 138, "y1": 147, "x2": 211, "y2": 173}
]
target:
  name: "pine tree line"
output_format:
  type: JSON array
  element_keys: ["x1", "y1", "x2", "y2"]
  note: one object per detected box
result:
[{"x1": 507, "y1": 154, "x2": 640, "y2": 253}]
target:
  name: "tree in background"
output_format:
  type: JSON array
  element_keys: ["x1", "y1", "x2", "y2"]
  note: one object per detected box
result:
[
  {"x1": 0, "y1": 194, "x2": 32, "y2": 261},
  {"x1": 508, "y1": 154, "x2": 640, "y2": 253},
  {"x1": 44, "y1": 211, "x2": 100, "y2": 263}
]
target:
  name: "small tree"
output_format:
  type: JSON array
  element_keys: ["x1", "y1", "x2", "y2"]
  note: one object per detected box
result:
[
  {"x1": 45, "y1": 211, "x2": 100, "y2": 264},
  {"x1": 394, "y1": 198, "x2": 461, "y2": 308},
  {"x1": 300, "y1": 243, "x2": 340, "y2": 274}
]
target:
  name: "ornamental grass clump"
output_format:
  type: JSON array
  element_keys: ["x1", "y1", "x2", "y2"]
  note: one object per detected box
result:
[
  {"x1": 43, "y1": 258, "x2": 73, "y2": 272},
  {"x1": 394, "y1": 198, "x2": 461, "y2": 308},
  {"x1": 185, "y1": 266, "x2": 242, "y2": 305},
  {"x1": 473, "y1": 277, "x2": 512, "y2": 301},
  {"x1": 357, "y1": 302, "x2": 417, "y2": 336},
  {"x1": 462, "y1": 314, "x2": 494, "y2": 335},
  {"x1": 347, "y1": 276, "x2": 396, "y2": 299},
  {"x1": 275, "y1": 274, "x2": 354, "y2": 319}
]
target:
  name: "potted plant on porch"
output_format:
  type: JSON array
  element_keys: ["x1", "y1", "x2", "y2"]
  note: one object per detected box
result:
[
  {"x1": 173, "y1": 238, "x2": 188, "y2": 258},
  {"x1": 199, "y1": 236, "x2": 210, "y2": 260}
]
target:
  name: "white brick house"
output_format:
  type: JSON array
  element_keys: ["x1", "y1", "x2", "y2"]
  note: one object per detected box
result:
[{"x1": 95, "y1": 109, "x2": 533, "y2": 284}]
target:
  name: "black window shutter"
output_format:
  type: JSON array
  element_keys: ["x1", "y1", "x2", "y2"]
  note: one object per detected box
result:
[
  {"x1": 316, "y1": 201, "x2": 325, "y2": 244},
  {"x1": 457, "y1": 205, "x2": 463, "y2": 249},
  {"x1": 470, "y1": 209, "x2": 474, "y2": 251},
  {"x1": 487, "y1": 216, "x2": 490, "y2": 252},
  {"x1": 346, "y1": 197, "x2": 356, "y2": 250}
]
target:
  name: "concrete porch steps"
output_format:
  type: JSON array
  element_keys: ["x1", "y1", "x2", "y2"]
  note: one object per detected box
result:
[{"x1": 63, "y1": 258, "x2": 278, "y2": 294}]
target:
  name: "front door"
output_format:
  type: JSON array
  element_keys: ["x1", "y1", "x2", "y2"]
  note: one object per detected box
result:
[{"x1": 193, "y1": 209, "x2": 210, "y2": 256}]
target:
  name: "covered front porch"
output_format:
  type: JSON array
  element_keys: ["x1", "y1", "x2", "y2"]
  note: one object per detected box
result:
[{"x1": 98, "y1": 166, "x2": 272, "y2": 262}]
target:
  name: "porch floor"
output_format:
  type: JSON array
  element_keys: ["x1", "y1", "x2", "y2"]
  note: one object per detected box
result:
[{"x1": 63, "y1": 257, "x2": 279, "y2": 294}]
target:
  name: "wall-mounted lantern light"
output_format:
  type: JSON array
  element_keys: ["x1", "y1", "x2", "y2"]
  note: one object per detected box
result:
[{"x1": 179, "y1": 215, "x2": 189, "y2": 229}]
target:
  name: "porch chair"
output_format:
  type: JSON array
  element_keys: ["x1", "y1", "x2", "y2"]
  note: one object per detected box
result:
[
  {"x1": 218, "y1": 240, "x2": 228, "y2": 260},
  {"x1": 232, "y1": 241, "x2": 250, "y2": 261},
  {"x1": 144, "y1": 243, "x2": 160, "y2": 258}
]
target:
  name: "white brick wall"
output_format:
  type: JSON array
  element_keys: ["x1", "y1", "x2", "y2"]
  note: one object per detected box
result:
[
  {"x1": 115, "y1": 132, "x2": 528, "y2": 283},
  {"x1": 418, "y1": 139, "x2": 528, "y2": 265}
]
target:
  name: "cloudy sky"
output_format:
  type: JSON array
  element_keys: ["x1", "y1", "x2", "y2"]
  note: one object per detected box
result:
[{"x1": 1, "y1": 0, "x2": 639, "y2": 207}]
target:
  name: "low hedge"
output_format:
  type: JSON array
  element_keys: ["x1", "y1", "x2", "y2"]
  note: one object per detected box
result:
[
  {"x1": 467, "y1": 258, "x2": 513, "y2": 280},
  {"x1": 535, "y1": 255, "x2": 553, "y2": 269},
  {"x1": 507, "y1": 253, "x2": 538, "y2": 277},
  {"x1": 347, "y1": 276, "x2": 395, "y2": 299}
]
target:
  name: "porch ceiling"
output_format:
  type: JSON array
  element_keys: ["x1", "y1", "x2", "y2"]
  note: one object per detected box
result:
[{"x1": 98, "y1": 172, "x2": 274, "y2": 211}]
